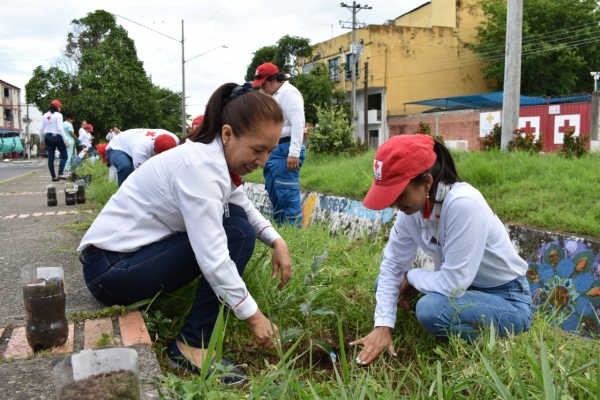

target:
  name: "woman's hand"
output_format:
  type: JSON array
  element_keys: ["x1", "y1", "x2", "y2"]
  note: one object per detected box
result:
[
  {"x1": 350, "y1": 326, "x2": 395, "y2": 365},
  {"x1": 246, "y1": 310, "x2": 281, "y2": 350},
  {"x1": 271, "y1": 238, "x2": 292, "y2": 288},
  {"x1": 398, "y1": 275, "x2": 416, "y2": 311}
]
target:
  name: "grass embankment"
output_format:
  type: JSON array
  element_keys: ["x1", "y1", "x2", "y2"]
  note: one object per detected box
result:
[
  {"x1": 246, "y1": 150, "x2": 600, "y2": 238},
  {"x1": 74, "y1": 155, "x2": 599, "y2": 399}
]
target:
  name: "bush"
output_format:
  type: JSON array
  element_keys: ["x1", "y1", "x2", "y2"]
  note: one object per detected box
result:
[
  {"x1": 560, "y1": 129, "x2": 590, "y2": 158},
  {"x1": 416, "y1": 121, "x2": 444, "y2": 144},
  {"x1": 307, "y1": 104, "x2": 355, "y2": 154},
  {"x1": 508, "y1": 128, "x2": 544, "y2": 154},
  {"x1": 480, "y1": 123, "x2": 501, "y2": 151}
]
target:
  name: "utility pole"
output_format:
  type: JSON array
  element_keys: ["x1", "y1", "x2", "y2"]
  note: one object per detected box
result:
[
  {"x1": 340, "y1": 2, "x2": 372, "y2": 139},
  {"x1": 26, "y1": 104, "x2": 30, "y2": 159},
  {"x1": 364, "y1": 59, "x2": 369, "y2": 144},
  {"x1": 181, "y1": 20, "x2": 186, "y2": 137},
  {"x1": 500, "y1": 0, "x2": 523, "y2": 151}
]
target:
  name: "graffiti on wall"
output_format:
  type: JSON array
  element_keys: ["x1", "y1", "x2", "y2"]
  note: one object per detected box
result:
[
  {"x1": 526, "y1": 240, "x2": 600, "y2": 337},
  {"x1": 244, "y1": 182, "x2": 397, "y2": 237}
]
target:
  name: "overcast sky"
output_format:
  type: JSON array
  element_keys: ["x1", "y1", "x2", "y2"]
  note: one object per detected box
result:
[{"x1": 1, "y1": 0, "x2": 428, "y2": 126}]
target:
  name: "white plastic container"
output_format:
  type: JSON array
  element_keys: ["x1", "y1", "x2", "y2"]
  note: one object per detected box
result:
[{"x1": 53, "y1": 348, "x2": 141, "y2": 399}]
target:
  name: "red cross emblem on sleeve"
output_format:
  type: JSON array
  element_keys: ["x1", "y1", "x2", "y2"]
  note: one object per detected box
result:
[{"x1": 145, "y1": 131, "x2": 156, "y2": 137}]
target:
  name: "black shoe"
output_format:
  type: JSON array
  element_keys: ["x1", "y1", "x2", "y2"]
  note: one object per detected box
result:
[
  {"x1": 166, "y1": 340, "x2": 245, "y2": 385},
  {"x1": 52, "y1": 178, "x2": 59, "y2": 182},
  {"x1": 57, "y1": 175, "x2": 68, "y2": 180}
]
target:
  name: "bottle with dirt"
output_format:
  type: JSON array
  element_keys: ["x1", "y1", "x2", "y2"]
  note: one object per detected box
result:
[
  {"x1": 64, "y1": 183, "x2": 77, "y2": 206},
  {"x1": 75, "y1": 179, "x2": 86, "y2": 204},
  {"x1": 47, "y1": 185, "x2": 57, "y2": 206},
  {"x1": 54, "y1": 348, "x2": 141, "y2": 400},
  {"x1": 21, "y1": 263, "x2": 68, "y2": 351}
]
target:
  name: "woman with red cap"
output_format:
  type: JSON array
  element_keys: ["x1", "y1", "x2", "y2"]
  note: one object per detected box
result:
[
  {"x1": 77, "y1": 82, "x2": 292, "y2": 384},
  {"x1": 39, "y1": 99, "x2": 69, "y2": 181},
  {"x1": 351, "y1": 134, "x2": 533, "y2": 365}
]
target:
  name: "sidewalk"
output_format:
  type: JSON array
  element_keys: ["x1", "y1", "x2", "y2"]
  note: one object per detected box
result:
[{"x1": 0, "y1": 166, "x2": 161, "y2": 399}]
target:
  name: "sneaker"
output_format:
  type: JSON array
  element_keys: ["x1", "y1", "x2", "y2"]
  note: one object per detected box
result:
[
  {"x1": 52, "y1": 178, "x2": 59, "y2": 182},
  {"x1": 166, "y1": 340, "x2": 245, "y2": 385},
  {"x1": 57, "y1": 175, "x2": 69, "y2": 180}
]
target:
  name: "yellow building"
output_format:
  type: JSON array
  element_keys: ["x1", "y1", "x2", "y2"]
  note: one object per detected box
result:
[{"x1": 301, "y1": 0, "x2": 490, "y2": 147}]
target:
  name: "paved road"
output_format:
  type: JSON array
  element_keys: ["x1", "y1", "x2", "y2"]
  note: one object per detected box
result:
[{"x1": 0, "y1": 159, "x2": 48, "y2": 183}]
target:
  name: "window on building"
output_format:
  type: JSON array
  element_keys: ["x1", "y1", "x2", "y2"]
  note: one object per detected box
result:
[
  {"x1": 369, "y1": 129, "x2": 379, "y2": 150},
  {"x1": 302, "y1": 62, "x2": 316, "y2": 74},
  {"x1": 3, "y1": 88, "x2": 9, "y2": 98},
  {"x1": 328, "y1": 58, "x2": 340, "y2": 82},
  {"x1": 368, "y1": 93, "x2": 383, "y2": 121},
  {"x1": 4, "y1": 108, "x2": 13, "y2": 122},
  {"x1": 345, "y1": 54, "x2": 360, "y2": 80}
]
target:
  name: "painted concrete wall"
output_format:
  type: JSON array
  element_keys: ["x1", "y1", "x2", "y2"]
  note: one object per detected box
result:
[{"x1": 244, "y1": 182, "x2": 600, "y2": 336}]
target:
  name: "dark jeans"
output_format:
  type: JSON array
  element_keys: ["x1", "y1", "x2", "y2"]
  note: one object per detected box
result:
[
  {"x1": 44, "y1": 133, "x2": 68, "y2": 179},
  {"x1": 79, "y1": 204, "x2": 256, "y2": 347},
  {"x1": 106, "y1": 149, "x2": 134, "y2": 187}
]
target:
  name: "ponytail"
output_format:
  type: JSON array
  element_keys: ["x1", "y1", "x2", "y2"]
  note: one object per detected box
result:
[
  {"x1": 187, "y1": 82, "x2": 283, "y2": 144},
  {"x1": 411, "y1": 140, "x2": 461, "y2": 201}
]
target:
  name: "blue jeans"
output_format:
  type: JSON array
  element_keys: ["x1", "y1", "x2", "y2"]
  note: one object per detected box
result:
[
  {"x1": 79, "y1": 204, "x2": 256, "y2": 347},
  {"x1": 374, "y1": 276, "x2": 533, "y2": 341},
  {"x1": 106, "y1": 149, "x2": 134, "y2": 187},
  {"x1": 263, "y1": 141, "x2": 306, "y2": 228},
  {"x1": 44, "y1": 133, "x2": 68, "y2": 179}
]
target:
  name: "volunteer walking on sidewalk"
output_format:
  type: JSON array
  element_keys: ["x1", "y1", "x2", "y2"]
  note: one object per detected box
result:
[
  {"x1": 78, "y1": 82, "x2": 293, "y2": 384},
  {"x1": 351, "y1": 134, "x2": 533, "y2": 365},
  {"x1": 40, "y1": 99, "x2": 69, "y2": 181}
]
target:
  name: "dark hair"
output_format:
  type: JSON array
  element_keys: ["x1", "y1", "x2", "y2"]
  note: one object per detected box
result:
[
  {"x1": 411, "y1": 140, "x2": 461, "y2": 202},
  {"x1": 48, "y1": 105, "x2": 59, "y2": 113},
  {"x1": 187, "y1": 82, "x2": 283, "y2": 144},
  {"x1": 114, "y1": 125, "x2": 120, "y2": 130},
  {"x1": 65, "y1": 112, "x2": 74, "y2": 119},
  {"x1": 266, "y1": 72, "x2": 286, "y2": 83}
]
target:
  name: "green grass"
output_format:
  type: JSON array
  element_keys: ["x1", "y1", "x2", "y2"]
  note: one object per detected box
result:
[
  {"x1": 246, "y1": 149, "x2": 600, "y2": 237},
  {"x1": 76, "y1": 156, "x2": 600, "y2": 399}
]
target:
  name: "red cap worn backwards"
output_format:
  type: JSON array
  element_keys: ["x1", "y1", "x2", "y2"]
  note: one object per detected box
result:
[
  {"x1": 251, "y1": 62, "x2": 279, "y2": 87},
  {"x1": 363, "y1": 134, "x2": 437, "y2": 210},
  {"x1": 50, "y1": 99, "x2": 62, "y2": 108}
]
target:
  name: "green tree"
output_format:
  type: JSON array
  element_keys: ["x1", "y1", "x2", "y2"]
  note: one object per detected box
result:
[
  {"x1": 245, "y1": 35, "x2": 312, "y2": 83},
  {"x1": 296, "y1": 62, "x2": 346, "y2": 124},
  {"x1": 153, "y1": 85, "x2": 184, "y2": 134},
  {"x1": 25, "y1": 10, "x2": 167, "y2": 139},
  {"x1": 470, "y1": 0, "x2": 600, "y2": 95}
]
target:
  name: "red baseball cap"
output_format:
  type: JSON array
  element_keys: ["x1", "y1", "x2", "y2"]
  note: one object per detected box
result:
[
  {"x1": 363, "y1": 134, "x2": 437, "y2": 210},
  {"x1": 251, "y1": 62, "x2": 280, "y2": 87},
  {"x1": 154, "y1": 134, "x2": 177, "y2": 154},
  {"x1": 86, "y1": 124, "x2": 94, "y2": 133},
  {"x1": 191, "y1": 115, "x2": 204, "y2": 131},
  {"x1": 51, "y1": 99, "x2": 62, "y2": 108}
]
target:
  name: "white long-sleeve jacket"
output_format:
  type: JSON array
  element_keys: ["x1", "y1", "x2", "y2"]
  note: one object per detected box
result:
[
  {"x1": 374, "y1": 182, "x2": 528, "y2": 328},
  {"x1": 39, "y1": 111, "x2": 66, "y2": 143},
  {"x1": 78, "y1": 137, "x2": 281, "y2": 320},
  {"x1": 272, "y1": 81, "x2": 305, "y2": 157}
]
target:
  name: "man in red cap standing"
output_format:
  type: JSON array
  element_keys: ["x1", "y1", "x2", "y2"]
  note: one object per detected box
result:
[
  {"x1": 106, "y1": 128, "x2": 179, "y2": 186},
  {"x1": 252, "y1": 62, "x2": 306, "y2": 227}
]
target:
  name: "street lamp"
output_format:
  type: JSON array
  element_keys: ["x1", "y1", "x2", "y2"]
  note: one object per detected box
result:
[
  {"x1": 113, "y1": 15, "x2": 227, "y2": 136},
  {"x1": 591, "y1": 71, "x2": 600, "y2": 92},
  {"x1": 183, "y1": 44, "x2": 228, "y2": 134}
]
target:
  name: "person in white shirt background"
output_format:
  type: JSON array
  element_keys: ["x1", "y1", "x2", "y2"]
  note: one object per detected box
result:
[
  {"x1": 252, "y1": 63, "x2": 306, "y2": 228},
  {"x1": 78, "y1": 120, "x2": 87, "y2": 147},
  {"x1": 77, "y1": 82, "x2": 292, "y2": 384},
  {"x1": 79, "y1": 123, "x2": 94, "y2": 151},
  {"x1": 106, "y1": 128, "x2": 179, "y2": 186},
  {"x1": 39, "y1": 99, "x2": 69, "y2": 181},
  {"x1": 62, "y1": 112, "x2": 77, "y2": 173},
  {"x1": 105, "y1": 127, "x2": 115, "y2": 142},
  {"x1": 351, "y1": 134, "x2": 533, "y2": 365}
]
